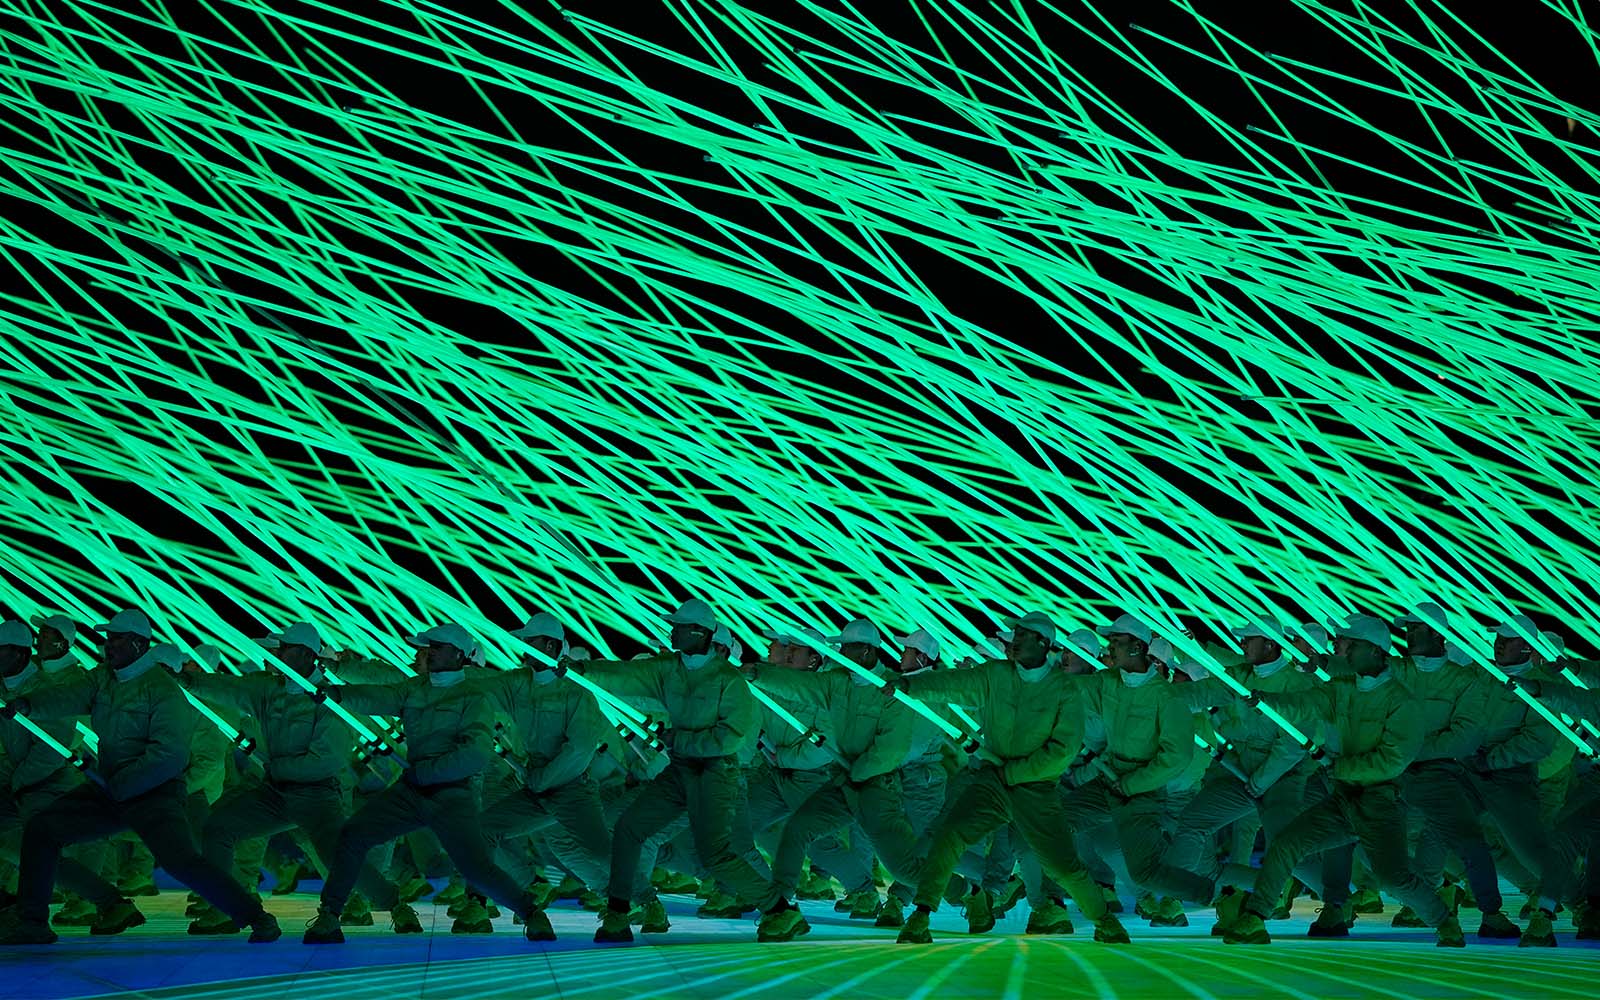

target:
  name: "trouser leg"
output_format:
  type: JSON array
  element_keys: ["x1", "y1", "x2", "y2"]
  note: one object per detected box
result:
[
  {"x1": 1246, "y1": 793, "x2": 1358, "y2": 919},
  {"x1": 1010, "y1": 780, "x2": 1106, "y2": 921},
  {"x1": 745, "y1": 765, "x2": 789, "y2": 859},
  {"x1": 887, "y1": 764, "x2": 946, "y2": 903},
  {"x1": 764, "y1": 782, "x2": 852, "y2": 907},
  {"x1": 538, "y1": 778, "x2": 613, "y2": 892},
  {"x1": 1351, "y1": 784, "x2": 1447, "y2": 926},
  {"x1": 17, "y1": 784, "x2": 129, "y2": 921},
  {"x1": 121, "y1": 782, "x2": 265, "y2": 924},
  {"x1": 1403, "y1": 762, "x2": 1501, "y2": 913},
  {"x1": 911, "y1": 767, "x2": 1009, "y2": 912},
  {"x1": 608, "y1": 766, "x2": 689, "y2": 904},
  {"x1": 1473, "y1": 767, "x2": 1549, "y2": 890},
  {"x1": 426, "y1": 787, "x2": 531, "y2": 916},
  {"x1": 321, "y1": 783, "x2": 427, "y2": 913},
  {"x1": 1537, "y1": 774, "x2": 1600, "y2": 911},
  {"x1": 684, "y1": 759, "x2": 771, "y2": 907},
  {"x1": 483, "y1": 786, "x2": 559, "y2": 887},
  {"x1": 281, "y1": 786, "x2": 400, "y2": 910},
  {"x1": 202, "y1": 784, "x2": 293, "y2": 878},
  {"x1": 846, "y1": 775, "x2": 922, "y2": 902},
  {"x1": 1116, "y1": 790, "x2": 1216, "y2": 904},
  {"x1": 1165, "y1": 773, "x2": 1257, "y2": 879},
  {"x1": 820, "y1": 822, "x2": 877, "y2": 892}
]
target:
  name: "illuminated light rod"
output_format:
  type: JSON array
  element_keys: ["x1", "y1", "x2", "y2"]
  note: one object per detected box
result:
[
  {"x1": 795, "y1": 634, "x2": 983, "y2": 755},
  {"x1": 1553, "y1": 665, "x2": 1600, "y2": 741},
  {"x1": 1177, "y1": 643, "x2": 1317, "y2": 754},
  {"x1": 146, "y1": 647, "x2": 261, "y2": 762},
  {"x1": 875, "y1": 634, "x2": 985, "y2": 735},
  {"x1": 1193, "y1": 732, "x2": 1252, "y2": 786},
  {"x1": 522, "y1": 645, "x2": 666, "y2": 754},
  {"x1": 0, "y1": 697, "x2": 105, "y2": 789},
  {"x1": 1497, "y1": 664, "x2": 1599, "y2": 759},
  {"x1": 266, "y1": 655, "x2": 408, "y2": 765},
  {"x1": 492, "y1": 721, "x2": 618, "y2": 785},
  {"x1": 743, "y1": 680, "x2": 849, "y2": 768}
]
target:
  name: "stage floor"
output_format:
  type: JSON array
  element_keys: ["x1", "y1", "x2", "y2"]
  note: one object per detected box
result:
[{"x1": 8, "y1": 885, "x2": 1595, "y2": 1000}]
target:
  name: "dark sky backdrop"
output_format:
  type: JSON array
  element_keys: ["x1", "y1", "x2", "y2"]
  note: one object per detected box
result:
[{"x1": 4, "y1": 1, "x2": 1597, "y2": 657}]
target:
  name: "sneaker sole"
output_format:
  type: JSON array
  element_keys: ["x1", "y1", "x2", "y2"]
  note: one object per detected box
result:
[{"x1": 91, "y1": 912, "x2": 147, "y2": 936}]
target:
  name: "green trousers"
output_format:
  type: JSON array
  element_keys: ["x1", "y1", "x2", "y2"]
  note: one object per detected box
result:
[
  {"x1": 607, "y1": 756, "x2": 769, "y2": 906},
  {"x1": 1247, "y1": 780, "x2": 1445, "y2": 925},
  {"x1": 482, "y1": 776, "x2": 611, "y2": 892},
  {"x1": 203, "y1": 778, "x2": 399, "y2": 908},
  {"x1": 912, "y1": 766, "x2": 1106, "y2": 921}
]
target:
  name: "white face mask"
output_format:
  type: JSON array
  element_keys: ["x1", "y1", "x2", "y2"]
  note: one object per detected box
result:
[
  {"x1": 1355, "y1": 669, "x2": 1393, "y2": 692},
  {"x1": 531, "y1": 667, "x2": 559, "y2": 686},
  {"x1": 41, "y1": 652, "x2": 78, "y2": 673},
  {"x1": 3, "y1": 662, "x2": 39, "y2": 691},
  {"x1": 429, "y1": 669, "x2": 467, "y2": 688},
  {"x1": 1016, "y1": 662, "x2": 1052, "y2": 683},
  {"x1": 1251, "y1": 654, "x2": 1289, "y2": 679},
  {"x1": 1500, "y1": 659, "x2": 1532, "y2": 677},
  {"x1": 1120, "y1": 667, "x2": 1158, "y2": 688},
  {"x1": 680, "y1": 650, "x2": 716, "y2": 671},
  {"x1": 1412, "y1": 655, "x2": 1447, "y2": 673}
]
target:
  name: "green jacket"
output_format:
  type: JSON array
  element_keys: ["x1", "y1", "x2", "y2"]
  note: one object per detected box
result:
[
  {"x1": 585, "y1": 654, "x2": 758, "y2": 761},
  {"x1": 748, "y1": 665, "x2": 912, "y2": 782},
  {"x1": 1081, "y1": 670, "x2": 1195, "y2": 795},
  {"x1": 182, "y1": 672, "x2": 352, "y2": 784},
  {"x1": 1393, "y1": 657, "x2": 1483, "y2": 762},
  {"x1": 337, "y1": 675, "x2": 493, "y2": 787},
  {"x1": 478, "y1": 670, "x2": 607, "y2": 793},
  {"x1": 759, "y1": 700, "x2": 834, "y2": 770},
  {"x1": 0, "y1": 670, "x2": 83, "y2": 796},
  {"x1": 185, "y1": 724, "x2": 228, "y2": 802},
  {"x1": 1522, "y1": 666, "x2": 1600, "y2": 728},
  {"x1": 1174, "y1": 659, "x2": 1318, "y2": 792},
  {"x1": 1473, "y1": 668, "x2": 1557, "y2": 772},
  {"x1": 1275, "y1": 672, "x2": 1421, "y2": 786},
  {"x1": 27, "y1": 657, "x2": 198, "y2": 802},
  {"x1": 903, "y1": 659, "x2": 1085, "y2": 787}
]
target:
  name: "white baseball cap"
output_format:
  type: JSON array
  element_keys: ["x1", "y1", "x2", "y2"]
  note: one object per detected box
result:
[
  {"x1": 790, "y1": 628, "x2": 830, "y2": 664},
  {"x1": 28, "y1": 614, "x2": 76, "y2": 643},
  {"x1": 1148, "y1": 637, "x2": 1175, "y2": 664},
  {"x1": 825, "y1": 618, "x2": 881, "y2": 647},
  {"x1": 1294, "y1": 622, "x2": 1330, "y2": 652},
  {"x1": 1095, "y1": 613, "x2": 1151, "y2": 645},
  {"x1": 711, "y1": 624, "x2": 732, "y2": 649},
  {"x1": 510, "y1": 612, "x2": 565, "y2": 642},
  {"x1": 1394, "y1": 602, "x2": 1448, "y2": 631},
  {"x1": 96, "y1": 609, "x2": 153, "y2": 640},
  {"x1": 0, "y1": 620, "x2": 31, "y2": 648},
  {"x1": 664, "y1": 599, "x2": 717, "y2": 631},
  {"x1": 567, "y1": 646, "x2": 592, "y2": 662},
  {"x1": 1540, "y1": 630, "x2": 1566, "y2": 656},
  {"x1": 1335, "y1": 614, "x2": 1392, "y2": 652},
  {"x1": 1064, "y1": 628, "x2": 1101, "y2": 660},
  {"x1": 406, "y1": 623, "x2": 477, "y2": 655},
  {"x1": 256, "y1": 622, "x2": 325, "y2": 656},
  {"x1": 1229, "y1": 620, "x2": 1282, "y2": 643},
  {"x1": 1006, "y1": 610, "x2": 1058, "y2": 645},
  {"x1": 894, "y1": 628, "x2": 940, "y2": 661},
  {"x1": 148, "y1": 643, "x2": 187, "y2": 672},
  {"x1": 190, "y1": 644, "x2": 222, "y2": 673},
  {"x1": 1491, "y1": 614, "x2": 1538, "y2": 641}
]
